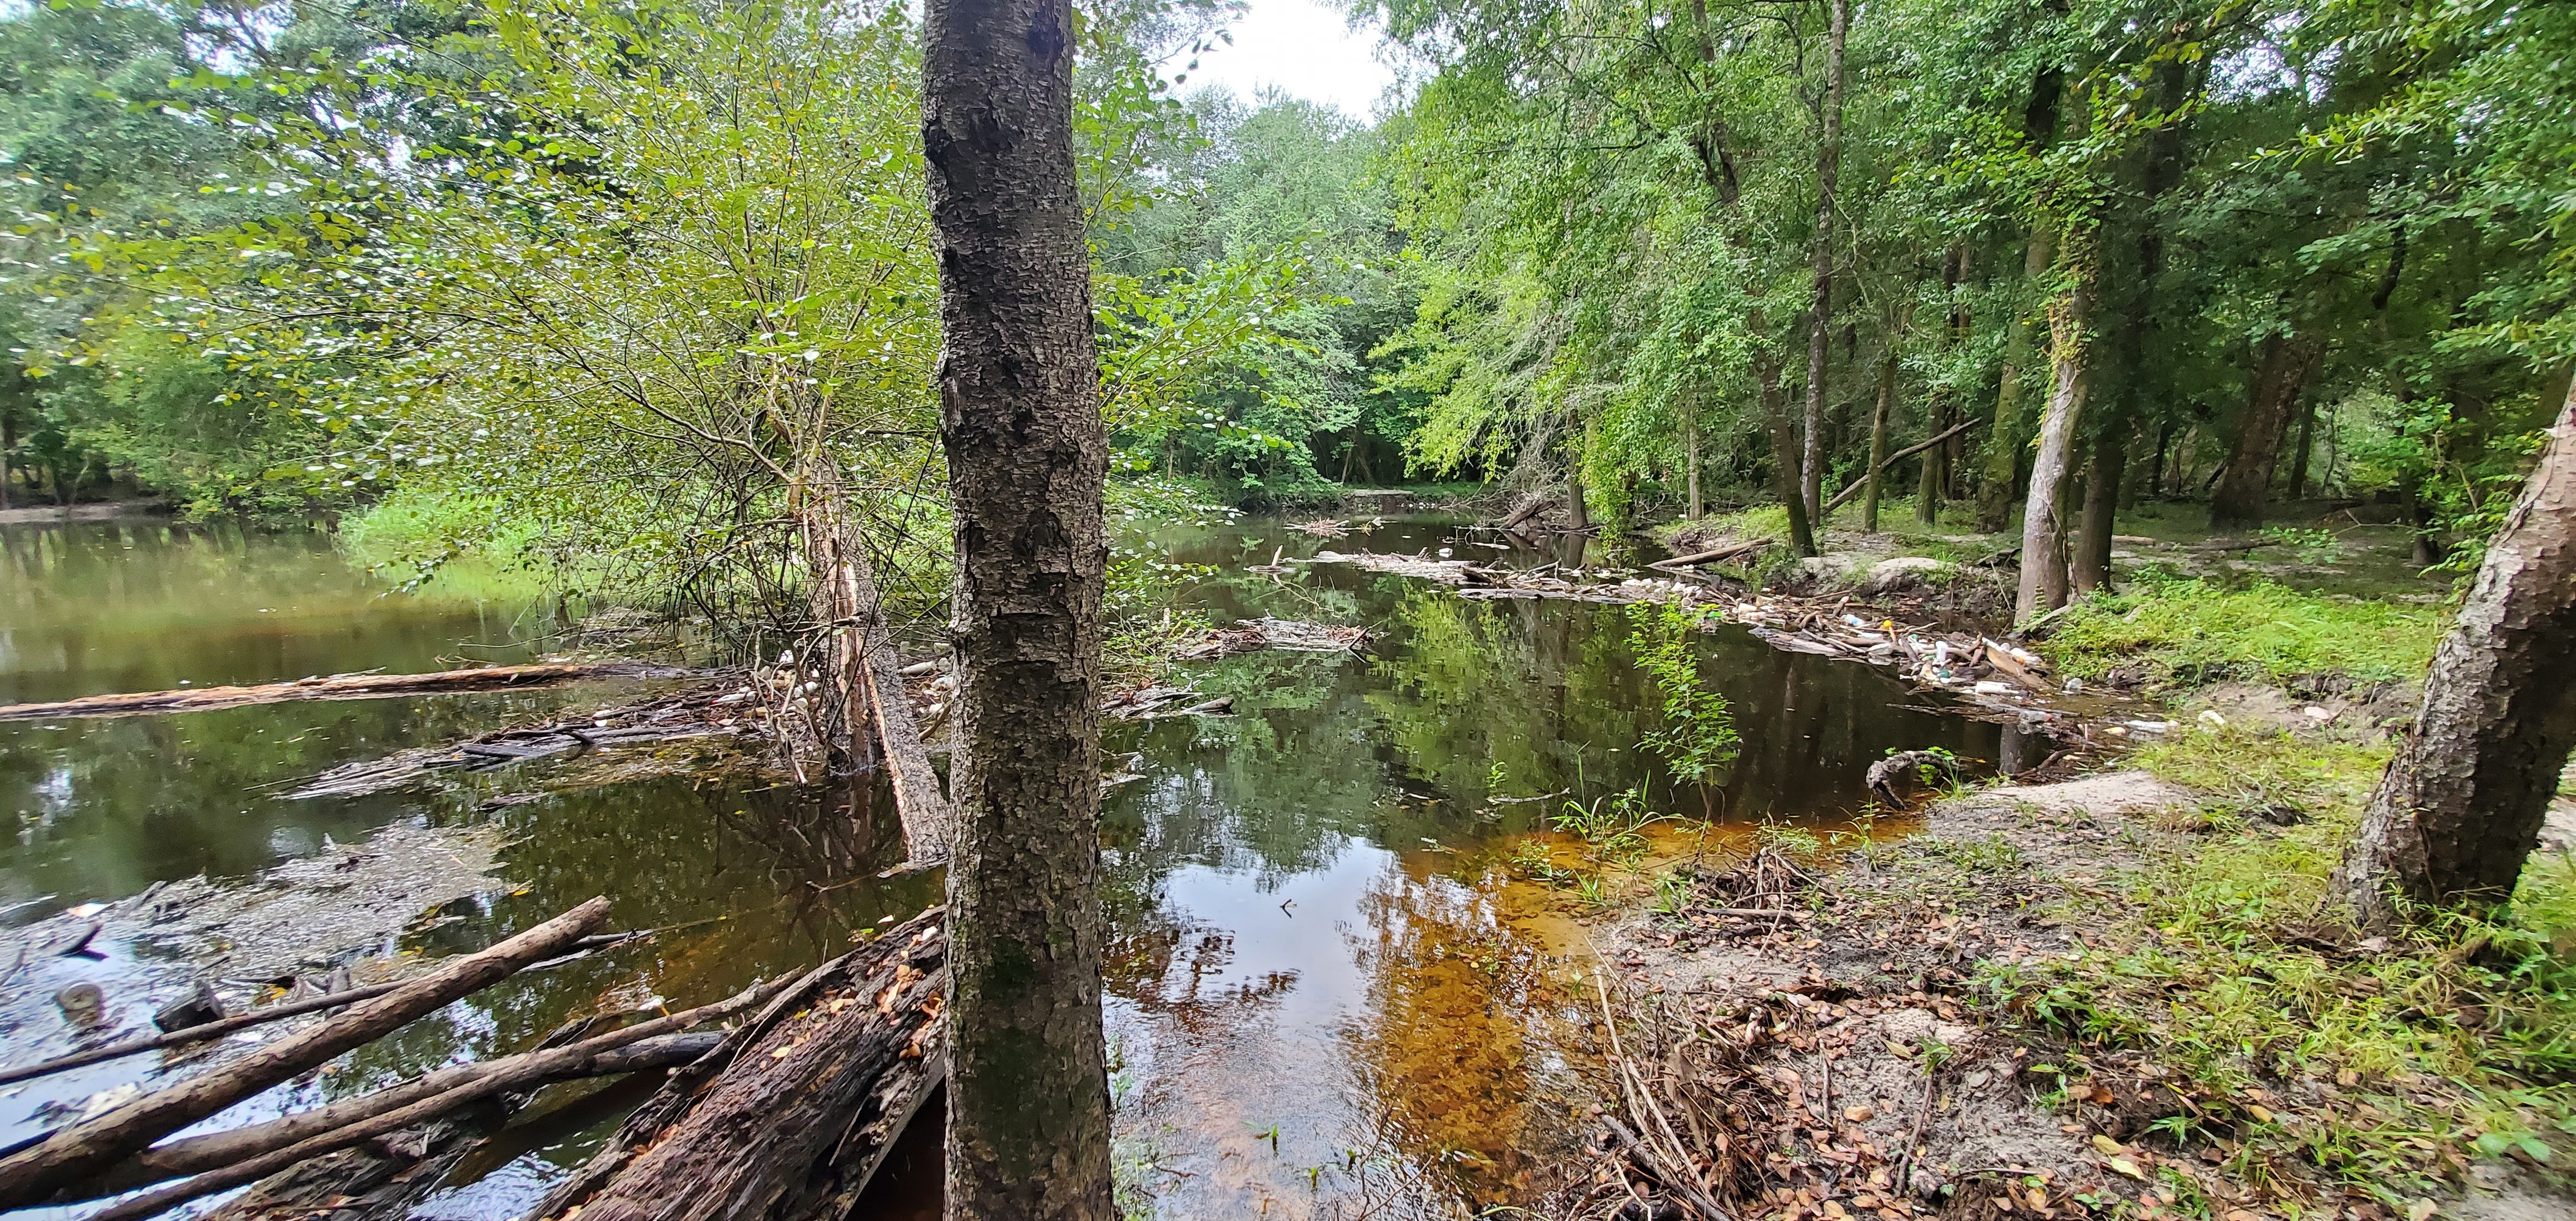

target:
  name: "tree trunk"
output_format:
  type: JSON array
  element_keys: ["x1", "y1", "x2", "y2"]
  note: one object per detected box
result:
[
  {"x1": 2288, "y1": 392, "x2": 2319, "y2": 499},
  {"x1": 1863, "y1": 346, "x2": 1896, "y2": 532},
  {"x1": 1800, "y1": 0, "x2": 1850, "y2": 523},
  {"x1": 1758, "y1": 347, "x2": 1819, "y2": 557},
  {"x1": 1975, "y1": 69, "x2": 2063, "y2": 534},
  {"x1": 1565, "y1": 458, "x2": 1590, "y2": 532},
  {"x1": 1977, "y1": 228, "x2": 2051, "y2": 533},
  {"x1": 2341, "y1": 384, "x2": 2576, "y2": 926},
  {"x1": 1684, "y1": 407, "x2": 1702, "y2": 521},
  {"x1": 2208, "y1": 335, "x2": 2321, "y2": 532},
  {"x1": 2071, "y1": 423, "x2": 2125, "y2": 595},
  {"x1": 1919, "y1": 249, "x2": 1967, "y2": 526},
  {"x1": 919, "y1": 0, "x2": 1117, "y2": 1214},
  {"x1": 2016, "y1": 281, "x2": 2090, "y2": 624}
]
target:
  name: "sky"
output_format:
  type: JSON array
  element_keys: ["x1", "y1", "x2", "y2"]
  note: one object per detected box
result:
[{"x1": 1178, "y1": 0, "x2": 1403, "y2": 120}]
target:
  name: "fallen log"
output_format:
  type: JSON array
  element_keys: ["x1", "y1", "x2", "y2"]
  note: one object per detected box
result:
[
  {"x1": 0, "y1": 896, "x2": 613, "y2": 1208},
  {"x1": 1865, "y1": 750, "x2": 1963, "y2": 805},
  {"x1": 533, "y1": 908, "x2": 948, "y2": 1221},
  {"x1": 0, "y1": 981, "x2": 401, "y2": 1087},
  {"x1": 69, "y1": 1031, "x2": 726, "y2": 1196},
  {"x1": 192, "y1": 1035, "x2": 724, "y2": 1221},
  {"x1": 0, "y1": 665, "x2": 692, "y2": 723},
  {"x1": 75, "y1": 982, "x2": 776, "y2": 1221}
]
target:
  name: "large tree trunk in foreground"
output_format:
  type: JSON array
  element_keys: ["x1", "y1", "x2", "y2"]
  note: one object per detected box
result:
[
  {"x1": 2016, "y1": 284, "x2": 2090, "y2": 624},
  {"x1": 1800, "y1": 0, "x2": 1851, "y2": 523},
  {"x1": 920, "y1": 0, "x2": 1117, "y2": 1215},
  {"x1": 2208, "y1": 334, "x2": 2321, "y2": 532},
  {"x1": 2341, "y1": 385, "x2": 2576, "y2": 926}
]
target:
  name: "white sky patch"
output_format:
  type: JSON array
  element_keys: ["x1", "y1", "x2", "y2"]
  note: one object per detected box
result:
[{"x1": 1180, "y1": 0, "x2": 1403, "y2": 120}]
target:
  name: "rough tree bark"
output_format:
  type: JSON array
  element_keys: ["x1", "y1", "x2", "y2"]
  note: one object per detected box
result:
[
  {"x1": 2208, "y1": 334, "x2": 2322, "y2": 531},
  {"x1": 1760, "y1": 349, "x2": 1820, "y2": 556},
  {"x1": 2340, "y1": 384, "x2": 2576, "y2": 926},
  {"x1": 2016, "y1": 280, "x2": 2091, "y2": 624},
  {"x1": 1800, "y1": 0, "x2": 1851, "y2": 522},
  {"x1": 2076, "y1": 58, "x2": 2190, "y2": 593},
  {"x1": 1862, "y1": 344, "x2": 1896, "y2": 532},
  {"x1": 918, "y1": 0, "x2": 1117, "y2": 1213}
]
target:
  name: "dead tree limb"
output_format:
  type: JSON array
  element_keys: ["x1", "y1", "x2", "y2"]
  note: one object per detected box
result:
[
  {"x1": 0, "y1": 665, "x2": 691, "y2": 723},
  {"x1": 0, "y1": 982, "x2": 401, "y2": 1087},
  {"x1": 1649, "y1": 539, "x2": 1772, "y2": 571},
  {"x1": 1820, "y1": 417, "x2": 1987, "y2": 518},
  {"x1": 72, "y1": 982, "x2": 775, "y2": 1221},
  {"x1": 799, "y1": 463, "x2": 952, "y2": 862},
  {"x1": 533, "y1": 908, "x2": 948, "y2": 1221},
  {"x1": 0, "y1": 897, "x2": 612, "y2": 1208}
]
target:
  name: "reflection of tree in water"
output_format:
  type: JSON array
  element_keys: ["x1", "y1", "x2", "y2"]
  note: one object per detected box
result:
[
  {"x1": 1103, "y1": 901, "x2": 1299, "y2": 1028},
  {"x1": 1339, "y1": 859, "x2": 1562, "y2": 1211}
]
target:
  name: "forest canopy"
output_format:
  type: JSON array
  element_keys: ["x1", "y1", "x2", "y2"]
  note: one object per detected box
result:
[{"x1": 1, "y1": 0, "x2": 2568, "y2": 610}]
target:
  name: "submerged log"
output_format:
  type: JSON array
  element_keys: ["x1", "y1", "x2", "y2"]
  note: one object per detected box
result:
[
  {"x1": 0, "y1": 897, "x2": 613, "y2": 1209},
  {"x1": 0, "y1": 665, "x2": 693, "y2": 723},
  {"x1": 534, "y1": 908, "x2": 948, "y2": 1221}
]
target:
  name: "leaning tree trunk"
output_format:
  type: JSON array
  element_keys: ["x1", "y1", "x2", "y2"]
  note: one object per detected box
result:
[
  {"x1": 1799, "y1": 0, "x2": 1850, "y2": 523},
  {"x1": 918, "y1": 0, "x2": 1117, "y2": 1215},
  {"x1": 796, "y1": 458, "x2": 951, "y2": 862},
  {"x1": 2016, "y1": 281, "x2": 2090, "y2": 624},
  {"x1": 2340, "y1": 384, "x2": 2576, "y2": 926},
  {"x1": 2208, "y1": 334, "x2": 2321, "y2": 532}
]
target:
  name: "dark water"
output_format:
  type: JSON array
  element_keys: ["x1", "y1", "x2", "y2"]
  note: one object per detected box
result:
[{"x1": 0, "y1": 513, "x2": 1996, "y2": 1220}]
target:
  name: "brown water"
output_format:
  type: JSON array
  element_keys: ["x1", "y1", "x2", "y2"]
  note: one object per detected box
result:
[{"x1": 0, "y1": 512, "x2": 1999, "y2": 1220}]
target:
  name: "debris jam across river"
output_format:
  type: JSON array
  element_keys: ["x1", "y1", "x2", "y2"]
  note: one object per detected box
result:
[{"x1": 0, "y1": 513, "x2": 2002, "y2": 1220}]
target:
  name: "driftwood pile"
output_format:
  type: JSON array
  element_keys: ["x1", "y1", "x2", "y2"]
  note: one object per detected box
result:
[
  {"x1": 0, "y1": 901, "x2": 950, "y2": 1221},
  {"x1": 281, "y1": 684, "x2": 761, "y2": 801},
  {"x1": 1300, "y1": 549, "x2": 2083, "y2": 733},
  {"x1": 1169, "y1": 617, "x2": 1371, "y2": 661}
]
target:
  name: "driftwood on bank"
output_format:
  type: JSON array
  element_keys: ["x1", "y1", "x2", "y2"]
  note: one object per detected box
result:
[
  {"x1": 1170, "y1": 617, "x2": 1371, "y2": 661},
  {"x1": 278, "y1": 687, "x2": 762, "y2": 801},
  {"x1": 533, "y1": 908, "x2": 950, "y2": 1221},
  {"x1": 0, "y1": 664, "x2": 692, "y2": 723},
  {"x1": 1649, "y1": 539, "x2": 1772, "y2": 571},
  {"x1": 0, "y1": 896, "x2": 614, "y2": 1209}
]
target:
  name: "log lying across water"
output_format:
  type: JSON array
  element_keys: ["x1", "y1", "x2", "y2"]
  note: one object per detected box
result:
[
  {"x1": 534, "y1": 908, "x2": 949, "y2": 1221},
  {"x1": 0, "y1": 663, "x2": 697, "y2": 723}
]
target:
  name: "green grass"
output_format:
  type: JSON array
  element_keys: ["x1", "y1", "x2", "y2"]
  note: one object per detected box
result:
[
  {"x1": 2042, "y1": 573, "x2": 2447, "y2": 684},
  {"x1": 1979, "y1": 729, "x2": 2576, "y2": 1204}
]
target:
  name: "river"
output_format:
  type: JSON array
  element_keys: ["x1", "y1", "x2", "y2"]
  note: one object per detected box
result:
[{"x1": 0, "y1": 511, "x2": 1999, "y2": 1220}]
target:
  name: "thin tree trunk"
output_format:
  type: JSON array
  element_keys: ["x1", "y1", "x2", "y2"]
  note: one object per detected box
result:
[
  {"x1": 1759, "y1": 348, "x2": 1819, "y2": 556},
  {"x1": 919, "y1": 0, "x2": 1117, "y2": 1213},
  {"x1": 2209, "y1": 334, "x2": 2321, "y2": 531},
  {"x1": 1800, "y1": 0, "x2": 1851, "y2": 522},
  {"x1": 2016, "y1": 281, "x2": 2090, "y2": 624},
  {"x1": 1975, "y1": 69, "x2": 2063, "y2": 533},
  {"x1": 1684, "y1": 408, "x2": 1702, "y2": 520},
  {"x1": 2071, "y1": 424, "x2": 2125, "y2": 595},
  {"x1": 1565, "y1": 455, "x2": 1589, "y2": 533},
  {"x1": 2288, "y1": 393, "x2": 2319, "y2": 499},
  {"x1": 2341, "y1": 384, "x2": 2576, "y2": 926},
  {"x1": 1919, "y1": 249, "x2": 1967, "y2": 526},
  {"x1": 1863, "y1": 346, "x2": 1896, "y2": 532}
]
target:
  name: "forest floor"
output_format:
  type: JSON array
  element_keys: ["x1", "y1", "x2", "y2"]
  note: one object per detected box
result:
[{"x1": 1564, "y1": 498, "x2": 2576, "y2": 1221}]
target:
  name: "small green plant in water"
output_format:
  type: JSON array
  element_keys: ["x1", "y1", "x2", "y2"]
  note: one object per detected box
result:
[
  {"x1": 1627, "y1": 603, "x2": 1741, "y2": 784},
  {"x1": 1553, "y1": 783, "x2": 1661, "y2": 859}
]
